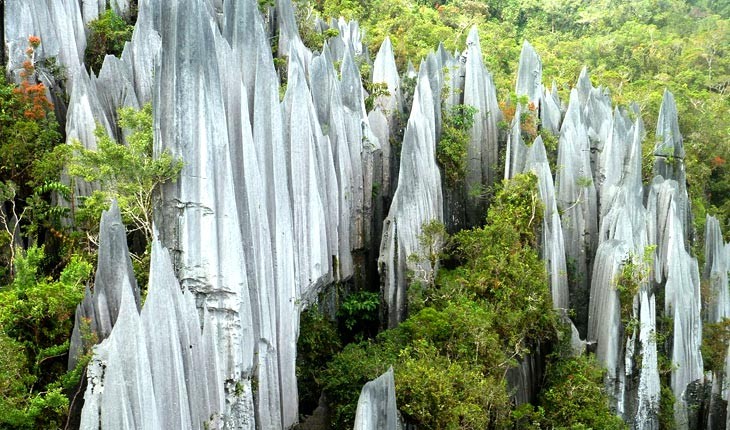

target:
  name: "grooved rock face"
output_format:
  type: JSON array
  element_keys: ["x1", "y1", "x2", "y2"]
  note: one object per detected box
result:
[
  {"x1": 379, "y1": 56, "x2": 443, "y2": 328},
  {"x1": 354, "y1": 367, "x2": 399, "y2": 430},
  {"x1": 557, "y1": 88, "x2": 598, "y2": 336},
  {"x1": 524, "y1": 136, "x2": 568, "y2": 310},
  {"x1": 68, "y1": 200, "x2": 140, "y2": 370},
  {"x1": 462, "y1": 27, "x2": 500, "y2": 225}
]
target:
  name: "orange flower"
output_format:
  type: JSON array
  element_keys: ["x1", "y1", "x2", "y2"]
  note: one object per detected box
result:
[
  {"x1": 28, "y1": 35, "x2": 41, "y2": 48},
  {"x1": 22, "y1": 60, "x2": 34, "y2": 71},
  {"x1": 26, "y1": 47, "x2": 34, "y2": 56},
  {"x1": 711, "y1": 156, "x2": 726, "y2": 168}
]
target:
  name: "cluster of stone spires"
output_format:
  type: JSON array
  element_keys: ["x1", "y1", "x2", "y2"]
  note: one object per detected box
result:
[{"x1": 4, "y1": 0, "x2": 729, "y2": 428}]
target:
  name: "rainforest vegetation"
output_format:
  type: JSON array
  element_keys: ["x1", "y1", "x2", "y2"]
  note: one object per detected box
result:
[{"x1": 0, "y1": 0, "x2": 728, "y2": 428}]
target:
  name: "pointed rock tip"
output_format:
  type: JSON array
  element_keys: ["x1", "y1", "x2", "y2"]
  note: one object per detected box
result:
[{"x1": 467, "y1": 26, "x2": 480, "y2": 45}]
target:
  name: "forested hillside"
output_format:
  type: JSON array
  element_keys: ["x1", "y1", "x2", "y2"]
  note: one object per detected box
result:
[{"x1": 0, "y1": 0, "x2": 728, "y2": 429}]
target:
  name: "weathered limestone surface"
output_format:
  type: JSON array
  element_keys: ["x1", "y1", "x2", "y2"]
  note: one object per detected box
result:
[
  {"x1": 463, "y1": 27, "x2": 501, "y2": 225},
  {"x1": 78, "y1": 237, "x2": 223, "y2": 430},
  {"x1": 524, "y1": 136, "x2": 568, "y2": 309},
  {"x1": 4, "y1": 0, "x2": 85, "y2": 82},
  {"x1": 647, "y1": 176, "x2": 703, "y2": 429},
  {"x1": 654, "y1": 90, "x2": 691, "y2": 244},
  {"x1": 353, "y1": 367, "x2": 400, "y2": 430},
  {"x1": 152, "y1": 0, "x2": 257, "y2": 426},
  {"x1": 379, "y1": 57, "x2": 443, "y2": 327},
  {"x1": 540, "y1": 82, "x2": 562, "y2": 135},
  {"x1": 515, "y1": 40, "x2": 542, "y2": 105},
  {"x1": 556, "y1": 88, "x2": 598, "y2": 336},
  {"x1": 79, "y1": 279, "x2": 160, "y2": 430},
  {"x1": 371, "y1": 36, "x2": 402, "y2": 201},
  {"x1": 702, "y1": 215, "x2": 730, "y2": 429},
  {"x1": 704, "y1": 215, "x2": 730, "y2": 324},
  {"x1": 68, "y1": 201, "x2": 140, "y2": 370},
  {"x1": 635, "y1": 291, "x2": 660, "y2": 430},
  {"x1": 588, "y1": 240, "x2": 626, "y2": 393}
]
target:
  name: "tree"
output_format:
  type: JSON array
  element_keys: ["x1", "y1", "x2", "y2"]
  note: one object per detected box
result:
[{"x1": 67, "y1": 103, "x2": 182, "y2": 247}]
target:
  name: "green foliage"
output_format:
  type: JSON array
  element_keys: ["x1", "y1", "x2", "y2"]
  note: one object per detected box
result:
[
  {"x1": 297, "y1": 306, "x2": 342, "y2": 413},
  {"x1": 539, "y1": 354, "x2": 627, "y2": 430},
  {"x1": 85, "y1": 8, "x2": 134, "y2": 74},
  {"x1": 396, "y1": 340, "x2": 509, "y2": 429},
  {"x1": 323, "y1": 300, "x2": 510, "y2": 429},
  {"x1": 436, "y1": 104, "x2": 477, "y2": 186},
  {"x1": 322, "y1": 174, "x2": 556, "y2": 429},
  {"x1": 364, "y1": 81, "x2": 390, "y2": 112},
  {"x1": 614, "y1": 246, "x2": 655, "y2": 324},
  {"x1": 0, "y1": 72, "x2": 62, "y2": 188},
  {"x1": 407, "y1": 220, "x2": 449, "y2": 293},
  {"x1": 701, "y1": 317, "x2": 730, "y2": 373},
  {"x1": 337, "y1": 291, "x2": 380, "y2": 334},
  {"x1": 0, "y1": 66, "x2": 63, "y2": 256},
  {"x1": 0, "y1": 246, "x2": 92, "y2": 429},
  {"x1": 659, "y1": 384, "x2": 677, "y2": 430},
  {"x1": 67, "y1": 103, "x2": 182, "y2": 244}
]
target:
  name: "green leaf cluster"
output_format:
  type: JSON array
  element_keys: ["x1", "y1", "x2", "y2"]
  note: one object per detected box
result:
[
  {"x1": 538, "y1": 354, "x2": 627, "y2": 430},
  {"x1": 0, "y1": 246, "x2": 92, "y2": 429},
  {"x1": 84, "y1": 8, "x2": 134, "y2": 74},
  {"x1": 296, "y1": 306, "x2": 343, "y2": 413},
  {"x1": 67, "y1": 103, "x2": 182, "y2": 245},
  {"x1": 436, "y1": 104, "x2": 477, "y2": 186},
  {"x1": 701, "y1": 317, "x2": 730, "y2": 373},
  {"x1": 337, "y1": 291, "x2": 380, "y2": 333}
]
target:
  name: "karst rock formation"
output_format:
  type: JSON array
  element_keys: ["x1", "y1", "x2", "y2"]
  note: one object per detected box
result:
[{"x1": 3, "y1": 0, "x2": 728, "y2": 429}]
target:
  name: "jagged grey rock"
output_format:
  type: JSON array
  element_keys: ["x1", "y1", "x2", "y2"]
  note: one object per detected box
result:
[
  {"x1": 654, "y1": 90, "x2": 690, "y2": 244},
  {"x1": 372, "y1": 36, "x2": 402, "y2": 199},
  {"x1": 463, "y1": 26, "x2": 501, "y2": 225},
  {"x1": 702, "y1": 216, "x2": 730, "y2": 429},
  {"x1": 635, "y1": 291, "x2": 660, "y2": 430},
  {"x1": 540, "y1": 82, "x2": 562, "y2": 135},
  {"x1": 588, "y1": 240, "x2": 627, "y2": 394},
  {"x1": 93, "y1": 201, "x2": 140, "y2": 336},
  {"x1": 644, "y1": 170, "x2": 704, "y2": 430},
  {"x1": 505, "y1": 104, "x2": 528, "y2": 180},
  {"x1": 141, "y1": 238, "x2": 223, "y2": 429},
  {"x1": 153, "y1": 0, "x2": 256, "y2": 426},
  {"x1": 379, "y1": 59, "x2": 443, "y2": 327},
  {"x1": 506, "y1": 42, "x2": 542, "y2": 180},
  {"x1": 4, "y1": 0, "x2": 85, "y2": 82},
  {"x1": 597, "y1": 107, "x2": 633, "y2": 218},
  {"x1": 704, "y1": 215, "x2": 730, "y2": 324},
  {"x1": 68, "y1": 201, "x2": 139, "y2": 369},
  {"x1": 353, "y1": 367, "x2": 399, "y2": 430},
  {"x1": 80, "y1": 279, "x2": 160, "y2": 430},
  {"x1": 556, "y1": 88, "x2": 598, "y2": 336},
  {"x1": 524, "y1": 136, "x2": 568, "y2": 309},
  {"x1": 282, "y1": 50, "x2": 333, "y2": 291},
  {"x1": 124, "y1": 0, "x2": 161, "y2": 106},
  {"x1": 515, "y1": 40, "x2": 542, "y2": 105}
]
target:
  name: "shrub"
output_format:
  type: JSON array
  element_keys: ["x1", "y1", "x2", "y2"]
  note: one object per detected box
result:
[
  {"x1": 0, "y1": 246, "x2": 92, "y2": 429},
  {"x1": 436, "y1": 104, "x2": 477, "y2": 186},
  {"x1": 297, "y1": 307, "x2": 342, "y2": 413},
  {"x1": 84, "y1": 9, "x2": 134, "y2": 74},
  {"x1": 701, "y1": 318, "x2": 730, "y2": 373},
  {"x1": 539, "y1": 354, "x2": 627, "y2": 430},
  {"x1": 337, "y1": 290, "x2": 380, "y2": 341}
]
